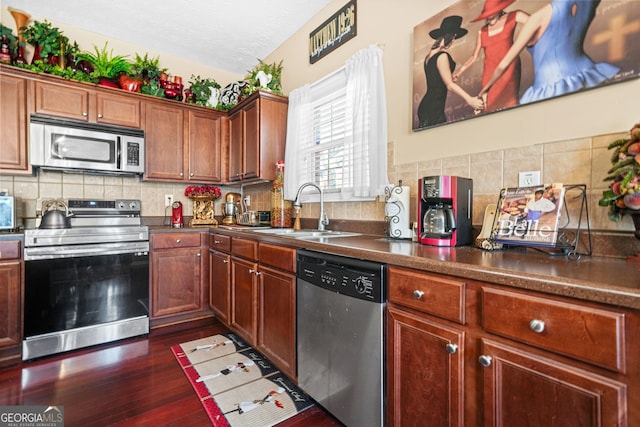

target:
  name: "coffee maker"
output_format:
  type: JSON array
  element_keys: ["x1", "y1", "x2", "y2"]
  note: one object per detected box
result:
[{"x1": 418, "y1": 176, "x2": 473, "y2": 247}]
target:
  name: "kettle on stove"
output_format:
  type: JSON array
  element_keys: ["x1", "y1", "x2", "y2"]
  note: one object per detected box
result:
[{"x1": 423, "y1": 203, "x2": 456, "y2": 238}]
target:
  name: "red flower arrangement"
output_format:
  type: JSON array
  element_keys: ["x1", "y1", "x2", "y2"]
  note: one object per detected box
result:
[{"x1": 184, "y1": 185, "x2": 222, "y2": 199}]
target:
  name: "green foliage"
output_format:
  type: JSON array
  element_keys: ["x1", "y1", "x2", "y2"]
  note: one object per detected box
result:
[
  {"x1": 245, "y1": 58, "x2": 283, "y2": 93},
  {"x1": 15, "y1": 60, "x2": 96, "y2": 83},
  {"x1": 187, "y1": 74, "x2": 220, "y2": 107},
  {"x1": 0, "y1": 24, "x2": 18, "y2": 56},
  {"x1": 140, "y1": 79, "x2": 166, "y2": 98},
  {"x1": 131, "y1": 53, "x2": 166, "y2": 80},
  {"x1": 75, "y1": 42, "x2": 132, "y2": 79},
  {"x1": 21, "y1": 20, "x2": 69, "y2": 59}
]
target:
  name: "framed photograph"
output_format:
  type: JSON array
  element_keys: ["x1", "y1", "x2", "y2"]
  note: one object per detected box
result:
[
  {"x1": 412, "y1": 0, "x2": 640, "y2": 131},
  {"x1": 0, "y1": 196, "x2": 16, "y2": 230}
]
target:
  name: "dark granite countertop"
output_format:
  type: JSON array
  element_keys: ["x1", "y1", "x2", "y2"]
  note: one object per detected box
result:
[{"x1": 200, "y1": 226, "x2": 640, "y2": 310}]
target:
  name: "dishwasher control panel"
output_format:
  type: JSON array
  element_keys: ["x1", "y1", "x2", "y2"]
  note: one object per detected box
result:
[{"x1": 297, "y1": 249, "x2": 385, "y2": 302}]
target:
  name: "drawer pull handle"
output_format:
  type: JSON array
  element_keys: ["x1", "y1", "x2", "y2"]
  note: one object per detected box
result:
[
  {"x1": 214, "y1": 240, "x2": 222, "y2": 244},
  {"x1": 412, "y1": 290, "x2": 424, "y2": 300},
  {"x1": 529, "y1": 319, "x2": 545, "y2": 333},
  {"x1": 176, "y1": 239, "x2": 181, "y2": 243},
  {"x1": 445, "y1": 343, "x2": 458, "y2": 355},
  {"x1": 478, "y1": 355, "x2": 492, "y2": 367}
]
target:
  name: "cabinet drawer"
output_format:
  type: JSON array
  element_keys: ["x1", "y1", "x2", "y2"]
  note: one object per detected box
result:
[
  {"x1": 388, "y1": 266, "x2": 465, "y2": 324},
  {"x1": 258, "y1": 243, "x2": 295, "y2": 272},
  {"x1": 209, "y1": 233, "x2": 231, "y2": 253},
  {"x1": 0, "y1": 240, "x2": 21, "y2": 260},
  {"x1": 232, "y1": 237, "x2": 258, "y2": 261},
  {"x1": 482, "y1": 287, "x2": 626, "y2": 372},
  {"x1": 152, "y1": 232, "x2": 202, "y2": 249}
]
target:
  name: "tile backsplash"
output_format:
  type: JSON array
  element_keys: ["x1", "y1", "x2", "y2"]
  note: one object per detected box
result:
[{"x1": 1, "y1": 131, "x2": 637, "y2": 237}]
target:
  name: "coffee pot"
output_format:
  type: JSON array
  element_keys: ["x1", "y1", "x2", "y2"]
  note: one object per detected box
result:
[{"x1": 423, "y1": 203, "x2": 456, "y2": 237}]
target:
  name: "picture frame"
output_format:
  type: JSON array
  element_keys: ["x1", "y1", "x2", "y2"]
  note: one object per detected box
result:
[{"x1": 412, "y1": 0, "x2": 640, "y2": 131}]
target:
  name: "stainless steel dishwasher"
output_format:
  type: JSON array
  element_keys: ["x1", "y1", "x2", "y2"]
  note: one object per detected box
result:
[{"x1": 297, "y1": 249, "x2": 386, "y2": 427}]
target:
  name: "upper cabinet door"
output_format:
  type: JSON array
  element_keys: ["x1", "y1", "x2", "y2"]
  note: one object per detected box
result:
[
  {"x1": 0, "y1": 72, "x2": 29, "y2": 173},
  {"x1": 188, "y1": 110, "x2": 223, "y2": 183},
  {"x1": 228, "y1": 109, "x2": 244, "y2": 183},
  {"x1": 144, "y1": 101, "x2": 185, "y2": 181},
  {"x1": 242, "y1": 98, "x2": 260, "y2": 181}
]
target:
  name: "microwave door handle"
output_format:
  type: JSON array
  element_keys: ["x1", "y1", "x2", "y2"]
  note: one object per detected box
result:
[
  {"x1": 116, "y1": 136, "x2": 122, "y2": 170},
  {"x1": 51, "y1": 139, "x2": 62, "y2": 159}
]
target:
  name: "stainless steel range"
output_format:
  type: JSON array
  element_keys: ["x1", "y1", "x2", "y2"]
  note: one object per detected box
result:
[{"x1": 23, "y1": 199, "x2": 150, "y2": 360}]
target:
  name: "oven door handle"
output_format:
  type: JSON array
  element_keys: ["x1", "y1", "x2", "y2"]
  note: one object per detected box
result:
[{"x1": 24, "y1": 242, "x2": 149, "y2": 260}]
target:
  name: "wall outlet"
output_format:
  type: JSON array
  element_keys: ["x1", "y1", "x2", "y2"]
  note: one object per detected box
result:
[
  {"x1": 164, "y1": 194, "x2": 174, "y2": 207},
  {"x1": 518, "y1": 171, "x2": 541, "y2": 187}
]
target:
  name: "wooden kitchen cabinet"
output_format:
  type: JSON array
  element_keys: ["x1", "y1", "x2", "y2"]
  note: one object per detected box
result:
[
  {"x1": 0, "y1": 240, "x2": 23, "y2": 367},
  {"x1": 231, "y1": 256, "x2": 258, "y2": 344},
  {"x1": 228, "y1": 91, "x2": 288, "y2": 183},
  {"x1": 387, "y1": 267, "x2": 466, "y2": 427},
  {"x1": 0, "y1": 68, "x2": 29, "y2": 173},
  {"x1": 209, "y1": 232, "x2": 231, "y2": 325},
  {"x1": 34, "y1": 80, "x2": 141, "y2": 127},
  {"x1": 150, "y1": 231, "x2": 210, "y2": 327},
  {"x1": 144, "y1": 101, "x2": 225, "y2": 183},
  {"x1": 386, "y1": 265, "x2": 639, "y2": 427},
  {"x1": 257, "y1": 243, "x2": 297, "y2": 378}
]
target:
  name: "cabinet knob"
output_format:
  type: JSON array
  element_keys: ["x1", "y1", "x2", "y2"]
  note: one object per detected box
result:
[
  {"x1": 445, "y1": 343, "x2": 458, "y2": 354},
  {"x1": 214, "y1": 240, "x2": 222, "y2": 244},
  {"x1": 98, "y1": 113, "x2": 103, "y2": 118},
  {"x1": 196, "y1": 253, "x2": 201, "y2": 257},
  {"x1": 478, "y1": 355, "x2": 492, "y2": 367},
  {"x1": 223, "y1": 259, "x2": 228, "y2": 264},
  {"x1": 412, "y1": 290, "x2": 424, "y2": 300},
  {"x1": 190, "y1": 172, "x2": 194, "y2": 177},
  {"x1": 176, "y1": 239, "x2": 181, "y2": 243},
  {"x1": 82, "y1": 112, "x2": 88, "y2": 117},
  {"x1": 249, "y1": 269, "x2": 255, "y2": 274},
  {"x1": 529, "y1": 319, "x2": 545, "y2": 333},
  {"x1": 255, "y1": 271, "x2": 261, "y2": 276},
  {"x1": 179, "y1": 172, "x2": 184, "y2": 177}
]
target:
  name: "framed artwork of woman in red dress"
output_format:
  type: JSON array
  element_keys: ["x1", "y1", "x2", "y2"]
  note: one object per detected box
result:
[{"x1": 412, "y1": 0, "x2": 640, "y2": 131}]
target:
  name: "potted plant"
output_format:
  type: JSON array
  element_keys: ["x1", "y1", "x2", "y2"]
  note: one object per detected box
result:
[
  {"x1": 186, "y1": 74, "x2": 221, "y2": 107},
  {"x1": 244, "y1": 59, "x2": 283, "y2": 94},
  {"x1": 21, "y1": 20, "x2": 69, "y2": 64},
  {"x1": 0, "y1": 24, "x2": 18, "y2": 61},
  {"x1": 599, "y1": 121, "x2": 640, "y2": 234},
  {"x1": 127, "y1": 53, "x2": 167, "y2": 94},
  {"x1": 75, "y1": 42, "x2": 132, "y2": 88}
]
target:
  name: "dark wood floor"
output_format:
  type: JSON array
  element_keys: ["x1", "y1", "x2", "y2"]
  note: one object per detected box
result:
[{"x1": 0, "y1": 319, "x2": 343, "y2": 426}]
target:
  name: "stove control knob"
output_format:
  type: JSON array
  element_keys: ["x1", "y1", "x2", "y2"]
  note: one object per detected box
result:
[{"x1": 118, "y1": 201, "x2": 126, "y2": 209}]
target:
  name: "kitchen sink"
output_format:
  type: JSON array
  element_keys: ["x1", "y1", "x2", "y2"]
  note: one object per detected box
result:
[{"x1": 249, "y1": 228, "x2": 361, "y2": 238}]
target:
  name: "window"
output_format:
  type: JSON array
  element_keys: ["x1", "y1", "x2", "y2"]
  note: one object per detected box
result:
[{"x1": 284, "y1": 45, "x2": 388, "y2": 203}]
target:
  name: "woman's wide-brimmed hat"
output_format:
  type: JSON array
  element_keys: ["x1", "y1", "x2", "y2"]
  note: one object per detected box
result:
[
  {"x1": 472, "y1": 0, "x2": 516, "y2": 22},
  {"x1": 429, "y1": 15, "x2": 468, "y2": 40}
]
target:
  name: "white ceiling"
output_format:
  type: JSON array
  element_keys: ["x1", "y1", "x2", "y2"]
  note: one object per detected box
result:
[{"x1": 5, "y1": 0, "x2": 332, "y2": 75}]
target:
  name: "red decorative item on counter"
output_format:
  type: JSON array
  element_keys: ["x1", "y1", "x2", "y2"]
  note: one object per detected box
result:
[{"x1": 184, "y1": 185, "x2": 221, "y2": 199}]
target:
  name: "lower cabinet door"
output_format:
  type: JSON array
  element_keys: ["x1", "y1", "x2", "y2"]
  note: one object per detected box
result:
[
  {"x1": 151, "y1": 248, "x2": 202, "y2": 318},
  {"x1": 209, "y1": 249, "x2": 231, "y2": 325},
  {"x1": 479, "y1": 339, "x2": 627, "y2": 427},
  {"x1": 257, "y1": 265, "x2": 296, "y2": 378},
  {"x1": 387, "y1": 305, "x2": 464, "y2": 427},
  {"x1": 231, "y1": 257, "x2": 257, "y2": 345}
]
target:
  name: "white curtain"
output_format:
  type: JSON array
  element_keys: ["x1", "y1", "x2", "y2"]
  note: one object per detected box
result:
[
  {"x1": 284, "y1": 45, "x2": 388, "y2": 201},
  {"x1": 283, "y1": 84, "x2": 311, "y2": 201},
  {"x1": 345, "y1": 45, "x2": 389, "y2": 198}
]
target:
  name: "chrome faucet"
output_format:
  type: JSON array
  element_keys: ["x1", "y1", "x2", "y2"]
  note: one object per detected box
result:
[{"x1": 293, "y1": 182, "x2": 329, "y2": 231}]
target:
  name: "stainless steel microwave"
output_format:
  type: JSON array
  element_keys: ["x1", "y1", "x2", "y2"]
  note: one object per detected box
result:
[{"x1": 30, "y1": 115, "x2": 145, "y2": 175}]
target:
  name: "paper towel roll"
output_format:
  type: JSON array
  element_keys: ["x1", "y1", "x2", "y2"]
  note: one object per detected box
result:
[{"x1": 386, "y1": 186, "x2": 412, "y2": 239}]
